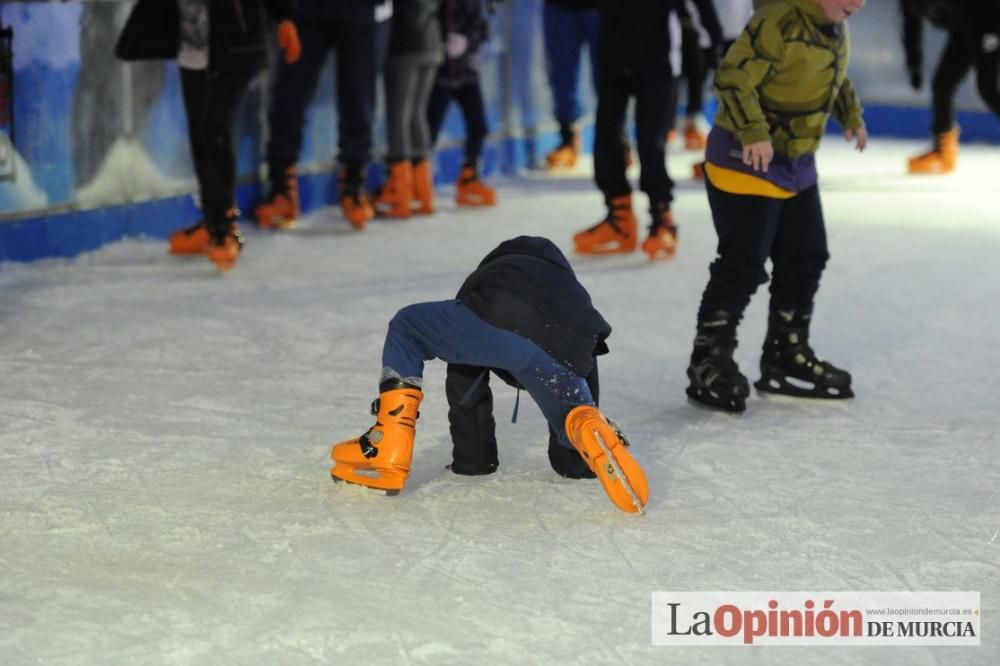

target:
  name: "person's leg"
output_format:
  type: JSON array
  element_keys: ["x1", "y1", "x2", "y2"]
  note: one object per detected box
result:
[
  {"x1": 930, "y1": 31, "x2": 975, "y2": 134},
  {"x1": 191, "y1": 67, "x2": 257, "y2": 232},
  {"x1": 384, "y1": 58, "x2": 419, "y2": 161},
  {"x1": 634, "y1": 71, "x2": 674, "y2": 211},
  {"x1": 759, "y1": 186, "x2": 851, "y2": 398},
  {"x1": 635, "y1": 69, "x2": 678, "y2": 259},
  {"x1": 593, "y1": 73, "x2": 631, "y2": 203},
  {"x1": 265, "y1": 21, "x2": 333, "y2": 169},
  {"x1": 543, "y1": 3, "x2": 584, "y2": 130},
  {"x1": 573, "y1": 70, "x2": 637, "y2": 254},
  {"x1": 698, "y1": 180, "x2": 782, "y2": 319},
  {"x1": 768, "y1": 186, "x2": 829, "y2": 312},
  {"x1": 454, "y1": 80, "x2": 488, "y2": 166},
  {"x1": 681, "y1": 23, "x2": 705, "y2": 119},
  {"x1": 409, "y1": 63, "x2": 440, "y2": 161},
  {"x1": 179, "y1": 68, "x2": 211, "y2": 206},
  {"x1": 380, "y1": 300, "x2": 594, "y2": 444},
  {"x1": 974, "y1": 36, "x2": 1000, "y2": 118},
  {"x1": 334, "y1": 8, "x2": 379, "y2": 171},
  {"x1": 581, "y1": 8, "x2": 602, "y2": 96},
  {"x1": 510, "y1": 0, "x2": 541, "y2": 134},
  {"x1": 427, "y1": 78, "x2": 452, "y2": 148},
  {"x1": 687, "y1": 179, "x2": 782, "y2": 411}
]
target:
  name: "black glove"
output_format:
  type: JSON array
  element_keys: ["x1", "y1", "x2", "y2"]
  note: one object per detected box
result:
[{"x1": 908, "y1": 67, "x2": 923, "y2": 90}]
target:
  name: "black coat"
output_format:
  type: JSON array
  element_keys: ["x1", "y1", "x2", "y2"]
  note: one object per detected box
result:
[
  {"x1": 116, "y1": 0, "x2": 295, "y2": 74},
  {"x1": 456, "y1": 235, "x2": 611, "y2": 377},
  {"x1": 436, "y1": 0, "x2": 490, "y2": 87},
  {"x1": 389, "y1": 0, "x2": 445, "y2": 58}
]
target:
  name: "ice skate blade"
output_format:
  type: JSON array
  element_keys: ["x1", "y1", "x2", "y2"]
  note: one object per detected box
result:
[
  {"x1": 685, "y1": 387, "x2": 746, "y2": 414},
  {"x1": 259, "y1": 218, "x2": 298, "y2": 230},
  {"x1": 330, "y1": 473, "x2": 401, "y2": 496},
  {"x1": 591, "y1": 428, "x2": 646, "y2": 515},
  {"x1": 574, "y1": 243, "x2": 637, "y2": 256},
  {"x1": 754, "y1": 377, "x2": 854, "y2": 400}
]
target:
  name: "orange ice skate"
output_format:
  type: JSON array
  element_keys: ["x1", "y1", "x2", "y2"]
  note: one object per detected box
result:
[
  {"x1": 375, "y1": 161, "x2": 413, "y2": 219},
  {"x1": 573, "y1": 194, "x2": 638, "y2": 255},
  {"x1": 564, "y1": 406, "x2": 649, "y2": 514},
  {"x1": 455, "y1": 165, "x2": 496, "y2": 207},
  {"x1": 411, "y1": 158, "x2": 435, "y2": 215},
  {"x1": 331, "y1": 383, "x2": 423, "y2": 494},
  {"x1": 642, "y1": 204, "x2": 678, "y2": 261},
  {"x1": 255, "y1": 166, "x2": 299, "y2": 229},
  {"x1": 908, "y1": 126, "x2": 959, "y2": 174}
]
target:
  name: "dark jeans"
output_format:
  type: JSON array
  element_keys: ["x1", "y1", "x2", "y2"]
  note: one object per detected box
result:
[
  {"x1": 265, "y1": 9, "x2": 386, "y2": 171},
  {"x1": 542, "y1": 4, "x2": 600, "y2": 126},
  {"x1": 932, "y1": 29, "x2": 1000, "y2": 133},
  {"x1": 427, "y1": 79, "x2": 488, "y2": 166},
  {"x1": 594, "y1": 67, "x2": 675, "y2": 207},
  {"x1": 381, "y1": 300, "x2": 595, "y2": 449},
  {"x1": 681, "y1": 23, "x2": 707, "y2": 118},
  {"x1": 698, "y1": 178, "x2": 830, "y2": 321},
  {"x1": 180, "y1": 67, "x2": 256, "y2": 228}
]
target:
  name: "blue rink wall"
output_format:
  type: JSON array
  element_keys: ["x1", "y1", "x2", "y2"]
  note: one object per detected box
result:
[{"x1": 1, "y1": 0, "x2": 998, "y2": 263}]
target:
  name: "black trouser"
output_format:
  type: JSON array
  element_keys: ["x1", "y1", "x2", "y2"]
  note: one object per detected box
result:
[
  {"x1": 594, "y1": 67, "x2": 675, "y2": 208},
  {"x1": 266, "y1": 9, "x2": 385, "y2": 172},
  {"x1": 427, "y1": 79, "x2": 489, "y2": 167},
  {"x1": 681, "y1": 23, "x2": 707, "y2": 118},
  {"x1": 698, "y1": 178, "x2": 830, "y2": 322},
  {"x1": 180, "y1": 67, "x2": 256, "y2": 233},
  {"x1": 932, "y1": 29, "x2": 1000, "y2": 133}
]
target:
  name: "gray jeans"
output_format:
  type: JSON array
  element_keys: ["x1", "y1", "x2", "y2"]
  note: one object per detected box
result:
[{"x1": 384, "y1": 56, "x2": 440, "y2": 161}]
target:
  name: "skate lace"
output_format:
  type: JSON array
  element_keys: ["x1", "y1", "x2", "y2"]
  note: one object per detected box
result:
[{"x1": 587, "y1": 210, "x2": 626, "y2": 233}]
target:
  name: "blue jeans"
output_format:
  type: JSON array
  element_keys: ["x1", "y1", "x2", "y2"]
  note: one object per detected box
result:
[
  {"x1": 510, "y1": 0, "x2": 542, "y2": 131},
  {"x1": 542, "y1": 4, "x2": 600, "y2": 126},
  {"x1": 381, "y1": 300, "x2": 594, "y2": 447}
]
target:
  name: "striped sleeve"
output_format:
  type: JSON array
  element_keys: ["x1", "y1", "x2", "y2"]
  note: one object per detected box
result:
[
  {"x1": 713, "y1": 12, "x2": 787, "y2": 146},
  {"x1": 832, "y1": 77, "x2": 864, "y2": 130}
]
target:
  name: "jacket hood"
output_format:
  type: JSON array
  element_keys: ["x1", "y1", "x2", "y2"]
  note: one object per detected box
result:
[
  {"x1": 476, "y1": 236, "x2": 574, "y2": 272},
  {"x1": 754, "y1": 0, "x2": 829, "y2": 23}
]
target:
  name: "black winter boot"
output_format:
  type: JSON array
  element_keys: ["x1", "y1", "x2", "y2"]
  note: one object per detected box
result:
[
  {"x1": 686, "y1": 310, "x2": 750, "y2": 413},
  {"x1": 755, "y1": 308, "x2": 853, "y2": 399}
]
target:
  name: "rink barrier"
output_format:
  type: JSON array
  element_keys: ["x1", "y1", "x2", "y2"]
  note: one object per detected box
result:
[{"x1": 0, "y1": 107, "x2": 996, "y2": 263}]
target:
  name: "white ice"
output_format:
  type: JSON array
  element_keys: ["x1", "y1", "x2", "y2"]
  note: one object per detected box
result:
[{"x1": 1, "y1": 138, "x2": 998, "y2": 665}]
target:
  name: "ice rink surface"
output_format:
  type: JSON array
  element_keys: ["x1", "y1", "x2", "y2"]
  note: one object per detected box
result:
[{"x1": 1, "y1": 138, "x2": 998, "y2": 665}]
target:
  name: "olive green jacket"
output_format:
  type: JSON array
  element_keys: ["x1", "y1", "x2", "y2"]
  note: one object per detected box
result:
[{"x1": 713, "y1": 0, "x2": 864, "y2": 158}]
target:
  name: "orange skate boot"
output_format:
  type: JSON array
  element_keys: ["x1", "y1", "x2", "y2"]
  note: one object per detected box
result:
[
  {"x1": 411, "y1": 158, "x2": 435, "y2": 215},
  {"x1": 573, "y1": 194, "x2": 638, "y2": 255},
  {"x1": 330, "y1": 382, "x2": 423, "y2": 495},
  {"x1": 564, "y1": 406, "x2": 649, "y2": 514},
  {"x1": 642, "y1": 203, "x2": 678, "y2": 261},
  {"x1": 338, "y1": 168, "x2": 374, "y2": 230},
  {"x1": 375, "y1": 161, "x2": 413, "y2": 219},
  {"x1": 255, "y1": 164, "x2": 299, "y2": 229},
  {"x1": 545, "y1": 126, "x2": 581, "y2": 170},
  {"x1": 455, "y1": 165, "x2": 496, "y2": 207},
  {"x1": 168, "y1": 221, "x2": 211, "y2": 255},
  {"x1": 375, "y1": 160, "x2": 413, "y2": 219},
  {"x1": 206, "y1": 209, "x2": 244, "y2": 272},
  {"x1": 683, "y1": 118, "x2": 707, "y2": 150},
  {"x1": 908, "y1": 126, "x2": 959, "y2": 174}
]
